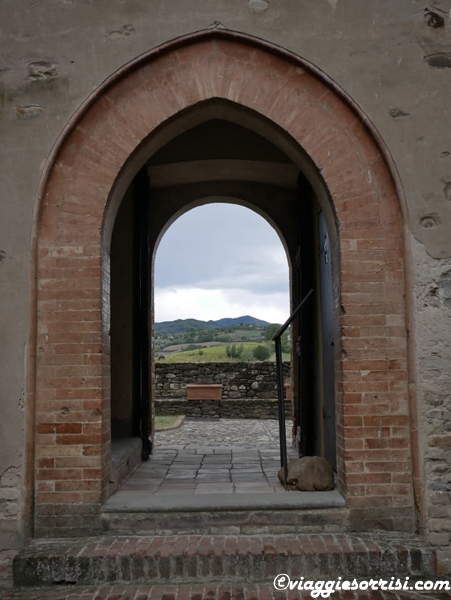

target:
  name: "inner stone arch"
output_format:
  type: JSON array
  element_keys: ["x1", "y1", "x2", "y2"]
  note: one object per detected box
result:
[{"x1": 109, "y1": 114, "x2": 336, "y2": 477}]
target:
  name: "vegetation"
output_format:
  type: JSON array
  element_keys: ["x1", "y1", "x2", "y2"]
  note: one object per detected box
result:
[
  {"x1": 225, "y1": 344, "x2": 244, "y2": 358},
  {"x1": 155, "y1": 315, "x2": 269, "y2": 335},
  {"x1": 156, "y1": 321, "x2": 267, "y2": 355},
  {"x1": 264, "y1": 323, "x2": 281, "y2": 341},
  {"x1": 253, "y1": 344, "x2": 271, "y2": 361},
  {"x1": 160, "y1": 342, "x2": 290, "y2": 363},
  {"x1": 154, "y1": 317, "x2": 291, "y2": 363},
  {"x1": 264, "y1": 323, "x2": 290, "y2": 353},
  {"x1": 154, "y1": 415, "x2": 183, "y2": 429},
  {"x1": 163, "y1": 342, "x2": 259, "y2": 363}
]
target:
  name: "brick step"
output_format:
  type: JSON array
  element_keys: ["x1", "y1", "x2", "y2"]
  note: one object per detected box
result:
[
  {"x1": 13, "y1": 534, "x2": 437, "y2": 588},
  {"x1": 4, "y1": 581, "x2": 451, "y2": 600},
  {"x1": 101, "y1": 491, "x2": 348, "y2": 535}
]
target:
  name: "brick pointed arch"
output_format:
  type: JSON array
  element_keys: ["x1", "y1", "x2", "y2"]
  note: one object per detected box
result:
[{"x1": 30, "y1": 29, "x2": 420, "y2": 535}]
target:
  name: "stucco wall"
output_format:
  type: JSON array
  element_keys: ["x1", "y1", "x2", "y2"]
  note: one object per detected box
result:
[{"x1": 1, "y1": 0, "x2": 451, "y2": 586}]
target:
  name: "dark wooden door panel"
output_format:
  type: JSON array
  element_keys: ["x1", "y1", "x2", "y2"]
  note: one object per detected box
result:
[{"x1": 319, "y1": 212, "x2": 336, "y2": 470}]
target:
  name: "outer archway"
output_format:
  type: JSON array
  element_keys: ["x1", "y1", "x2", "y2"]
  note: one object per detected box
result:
[{"x1": 31, "y1": 30, "x2": 419, "y2": 536}]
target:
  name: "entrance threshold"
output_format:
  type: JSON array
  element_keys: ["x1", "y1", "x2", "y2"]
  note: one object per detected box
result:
[
  {"x1": 102, "y1": 445, "x2": 346, "y2": 535},
  {"x1": 103, "y1": 488, "x2": 345, "y2": 512},
  {"x1": 101, "y1": 487, "x2": 347, "y2": 535}
]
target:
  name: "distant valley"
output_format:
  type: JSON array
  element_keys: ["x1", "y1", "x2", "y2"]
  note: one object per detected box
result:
[{"x1": 154, "y1": 316, "x2": 290, "y2": 363}]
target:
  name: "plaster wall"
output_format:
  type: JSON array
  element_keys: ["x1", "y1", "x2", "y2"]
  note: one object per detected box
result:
[{"x1": 1, "y1": 0, "x2": 451, "y2": 585}]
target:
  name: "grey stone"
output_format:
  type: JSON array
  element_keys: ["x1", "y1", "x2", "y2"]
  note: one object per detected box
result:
[{"x1": 279, "y1": 456, "x2": 334, "y2": 492}]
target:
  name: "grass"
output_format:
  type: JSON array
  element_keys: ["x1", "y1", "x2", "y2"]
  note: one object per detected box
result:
[
  {"x1": 218, "y1": 330, "x2": 264, "y2": 341},
  {"x1": 161, "y1": 343, "x2": 290, "y2": 363},
  {"x1": 162, "y1": 342, "x2": 260, "y2": 363},
  {"x1": 155, "y1": 415, "x2": 183, "y2": 429}
]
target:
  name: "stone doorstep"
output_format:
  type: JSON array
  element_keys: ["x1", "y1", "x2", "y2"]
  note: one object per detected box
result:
[
  {"x1": 101, "y1": 491, "x2": 349, "y2": 534},
  {"x1": 12, "y1": 533, "x2": 437, "y2": 589},
  {"x1": 103, "y1": 490, "x2": 346, "y2": 513}
]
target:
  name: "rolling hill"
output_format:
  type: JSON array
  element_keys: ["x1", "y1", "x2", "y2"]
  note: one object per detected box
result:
[{"x1": 155, "y1": 315, "x2": 270, "y2": 335}]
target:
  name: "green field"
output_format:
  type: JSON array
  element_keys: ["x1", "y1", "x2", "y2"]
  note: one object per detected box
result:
[
  {"x1": 218, "y1": 330, "x2": 263, "y2": 341},
  {"x1": 154, "y1": 318, "x2": 291, "y2": 363},
  {"x1": 162, "y1": 342, "x2": 259, "y2": 363},
  {"x1": 161, "y1": 343, "x2": 290, "y2": 363},
  {"x1": 154, "y1": 320, "x2": 269, "y2": 355},
  {"x1": 155, "y1": 415, "x2": 183, "y2": 429}
]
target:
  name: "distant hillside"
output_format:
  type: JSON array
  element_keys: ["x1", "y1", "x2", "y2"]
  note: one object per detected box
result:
[
  {"x1": 209, "y1": 315, "x2": 270, "y2": 327},
  {"x1": 155, "y1": 318, "x2": 213, "y2": 335},
  {"x1": 155, "y1": 315, "x2": 270, "y2": 335}
]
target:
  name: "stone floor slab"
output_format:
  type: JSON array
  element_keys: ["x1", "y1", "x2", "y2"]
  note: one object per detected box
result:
[{"x1": 109, "y1": 419, "x2": 302, "y2": 502}]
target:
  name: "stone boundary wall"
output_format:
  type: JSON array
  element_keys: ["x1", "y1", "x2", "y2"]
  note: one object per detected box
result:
[
  {"x1": 155, "y1": 361, "x2": 291, "y2": 400},
  {"x1": 155, "y1": 398, "x2": 293, "y2": 420}
]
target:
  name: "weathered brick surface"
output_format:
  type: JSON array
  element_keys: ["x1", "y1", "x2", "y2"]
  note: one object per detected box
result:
[
  {"x1": 5, "y1": 583, "x2": 451, "y2": 600},
  {"x1": 33, "y1": 32, "x2": 415, "y2": 535},
  {"x1": 13, "y1": 534, "x2": 437, "y2": 587}
]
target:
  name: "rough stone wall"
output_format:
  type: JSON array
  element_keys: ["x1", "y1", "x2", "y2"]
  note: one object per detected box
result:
[
  {"x1": 0, "y1": 467, "x2": 22, "y2": 590},
  {"x1": 156, "y1": 398, "x2": 292, "y2": 419},
  {"x1": 413, "y1": 237, "x2": 451, "y2": 567},
  {"x1": 155, "y1": 362, "x2": 291, "y2": 400}
]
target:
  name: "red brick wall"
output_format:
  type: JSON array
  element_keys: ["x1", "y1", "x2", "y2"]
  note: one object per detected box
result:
[{"x1": 33, "y1": 31, "x2": 417, "y2": 534}]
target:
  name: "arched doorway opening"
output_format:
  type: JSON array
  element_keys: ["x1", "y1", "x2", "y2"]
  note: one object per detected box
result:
[
  {"x1": 108, "y1": 113, "x2": 338, "y2": 496},
  {"x1": 31, "y1": 31, "x2": 418, "y2": 536}
]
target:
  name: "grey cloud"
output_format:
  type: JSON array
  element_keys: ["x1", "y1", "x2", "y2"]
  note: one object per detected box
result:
[{"x1": 155, "y1": 203, "x2": 289, "y2": 295}]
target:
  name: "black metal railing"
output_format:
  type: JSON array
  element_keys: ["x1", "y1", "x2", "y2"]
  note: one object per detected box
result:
[{"x1": 272, "y1": 288, "x2": 313, "y2": 488}]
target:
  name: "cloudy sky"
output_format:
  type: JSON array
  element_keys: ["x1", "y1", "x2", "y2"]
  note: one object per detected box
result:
[{"x1": 154, "y1": 204, "x2": 290, "y2": 324}]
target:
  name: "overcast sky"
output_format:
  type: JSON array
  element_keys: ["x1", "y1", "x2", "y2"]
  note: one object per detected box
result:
[{"x1": 154, "y1": 203, "x2": 290, "y2": 324}]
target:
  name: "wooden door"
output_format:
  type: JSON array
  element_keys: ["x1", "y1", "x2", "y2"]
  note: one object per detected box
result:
[
  {"x1": 134, "y1": 170, "x2": 152, "y2": 460},
  {"x1": 318, "y1": 212, "x2": 336, "y2": 469},
  {"x1": 297, "y1": 187, "x2": 316, "y2": 457}
]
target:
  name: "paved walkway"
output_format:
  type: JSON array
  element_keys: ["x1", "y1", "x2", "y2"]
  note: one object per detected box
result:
[
  {"x1": 115, "y1": 419, "x2": 297, "y2": 497},
  {"x1": 155, "y1": 417, "x2": 292, "y2": 449},
  {"x1": 119, "y1": 446, "x2": 297, "y2": 496}
]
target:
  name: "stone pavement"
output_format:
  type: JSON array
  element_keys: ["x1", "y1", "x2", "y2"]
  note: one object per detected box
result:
[
  {"x1": 155, "y1": 418, "x2": 292, "y2": 449},
  {"x1": 117, "y1": 446, "x2": 298, "y2": 497},
  {"x1": 114, "y1": 419, "x2": 297, "y2": 498}
]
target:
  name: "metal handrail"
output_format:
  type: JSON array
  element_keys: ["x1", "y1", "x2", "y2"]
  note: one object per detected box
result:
[{"x1": 272, "y1": 289, "x2": 313, "y2": 487}]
